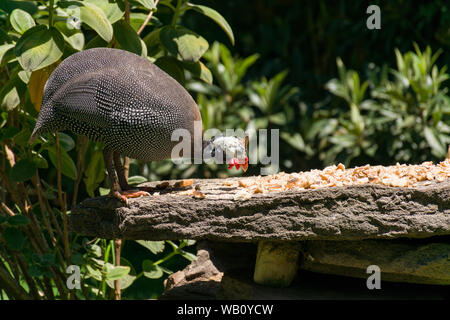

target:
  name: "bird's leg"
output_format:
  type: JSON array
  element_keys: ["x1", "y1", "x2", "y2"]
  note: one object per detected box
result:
[
  {"x1": 104, "y1": 148, "x2": 127, "y2": 203},
  {"x1": 113, "y1": 152, "x2": 131, "y2": 191},
  {"x1": 112, "y1": 151, "x2": 150, "y2": 199}
]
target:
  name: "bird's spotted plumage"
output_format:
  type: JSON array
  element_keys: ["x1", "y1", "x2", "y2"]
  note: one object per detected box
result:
[
  {"x1": 32, "y1": 48, "x2": 201, "y2": 161},
  {"x1": 31, "y1": 48, "x2": 247, "y2": 203}
]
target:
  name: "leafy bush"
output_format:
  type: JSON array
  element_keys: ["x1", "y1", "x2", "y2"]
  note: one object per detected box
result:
[
  {"x1": 323, "y1": 44, "x2": 450, "y2": 166},
  {"x1": 0, "y1": 0, "x2": 233, "y2": 300}
]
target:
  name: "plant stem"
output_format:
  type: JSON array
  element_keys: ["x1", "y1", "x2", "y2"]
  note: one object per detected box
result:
[
  {"x1": 72, "y1": 136, "x2": 88, "y2": 207},
  {"x1": 137, "y1": 0, "x2": 160, "y2": 35},
  {"x1": 114, "y1": 238, "x2": 122, "y2": 300},
  {"x1": 55, "y1": 132, "x2": 71, "y2": 269},
  {"x1": 48, "y1": 0, "x2": 55, "y2": 27},
  {"x1": 171, "y1": 0, "x2": 182, "y2": 26},
  {"x1": 124, "y1": 0, "x2": 130, "y2": 24}
]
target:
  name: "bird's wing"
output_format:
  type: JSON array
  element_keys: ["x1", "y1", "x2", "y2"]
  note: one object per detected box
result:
[{"x1": 50, "y1": 70, "x2": 124, "y2": 128}]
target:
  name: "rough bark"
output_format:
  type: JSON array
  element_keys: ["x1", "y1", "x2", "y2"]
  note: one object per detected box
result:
[{"x1": 69, "y1": 178, "x2": 450, "y2": 241}]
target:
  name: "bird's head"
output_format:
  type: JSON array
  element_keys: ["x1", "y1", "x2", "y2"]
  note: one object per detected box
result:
[{"x1": 207, "y1": 135, "x2": 248, "y2": 172}]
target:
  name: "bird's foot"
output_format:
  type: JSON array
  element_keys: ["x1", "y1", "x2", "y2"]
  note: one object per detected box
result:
[{"x1": 111, "y1": 190, "x2": 151, "y2": 205}]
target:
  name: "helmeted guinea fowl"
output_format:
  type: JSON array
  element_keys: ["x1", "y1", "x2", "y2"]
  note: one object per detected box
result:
[{"x1": 30, "y1": 48, "x2": 248, "y2": 203}]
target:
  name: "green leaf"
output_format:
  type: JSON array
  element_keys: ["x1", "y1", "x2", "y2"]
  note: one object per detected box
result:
[
  {"x1": 14, "y1": 25, "x2": 64, "y2": 72},
  {"x1": 10, "y1": 158, "x2": 37, "y2": 182},
  {"x1": 86, "y1": 244, "x2": 102, "y2": 258},
  {"x1": 58, "y1": 132, "x2": 75, "y2": 151},
  {"x1": 10, "y1": 8, "x2": 35, "y2": 34},
  {"x1": 142, "y1": 260, "x2": 163, "y2": 279},
  {"x1": 3, "y1": 227, "x2": 26, "y2": 250},
  {"x1": 106, "y1": 258, "x2": 136, "y2": 290},
  {"x1": 187, "y1": 3, "x2": 234, "y2": 45},
  {"x1": 28, "y1": 265, "x2": 44, "y2": 277},
  {"x1": 0, "y1": 0, "x2": 38, "y2": 15},
  {"x1": 129, "y1": 12, "x2": 161, "y2": 32},
  {"x1": 136, "y1": 240, "x2": 165, "y2": 254},
  {"x1": 180, "y1": 239, "x2": 196, "y2": 247},
  {"x1": 424, "y1": 126, "x2": 446, "y2": 157},
  {"x1": 71, "y1": 252, "x2": 84, "y2": 265},
  {"x1": 84, "y1": 0, "x2": 125, "y2": 24},
  {"x1": 2, "y1": 126, "x2": 20, "y2": 139},
  {"x1": 0, "y1": 84, "x2": 20, "y2": 111},
  {"x1": 13, "y1": 127, "x2": 31, "y2": 146},
  {"x1": 47, "y1": 145, "x2": 77, "y2": 180},
  {"x1": 0, "y1": 43, "x2": 15, "y2": 65},
  {"x1": 86, "y1": 264, "x2": 102, "y2": 281},
  {"x1": 281, "y1": 132, "x2": 305, "y2": 151},
  {"x1": 113, "y1": 20, "x2": 147, "y2": 57},
  {"x1": 83, "y1": 149, "x2": 105, "y2": 197},
  {"x1": 0, "y1": 73, "x2": 26, "y2": 111},
  {"x1": 32, "y1": 153, "x2": 48, "y2": 169},
  {"x1": 0, "y1": 216, "x2": 8, "y2": 224},
  {"x1": 179, "y1": 250, "x2": 196, "y2": 261},
  {"x1": 268, "y1": 112, "x2": 287, "y2": 125},
  {"x1": 160, "y1": 26, "x2": 208, "y2": 62},
  {"x1": 59, "y1": 1, "x2": 113, "y2": 42},
  {"x1": 143, "y1": 27, "x2": 162, "y2": 56},
  {"x1": 350, "y1": 103, "x2": 364, "y2": 134},
  {"x1": 7, "y1": 215, "x2": 29, "y2": 226},
  {"x1": 154, "y1": 56, "x2": 185, "y2": 84},
  {"x1": 18, "y1": 70, "x2": 31, "y2": 84},
  {"x1": 54, "y1": 21, "x2": 85, "y2": 51},
  {"x1": 99, "y1": 187, "x2": 110, "y2": 196},
  {"x1": 104, "y1": 263, "x2": 130, "y2": 280},
  {"x1": 84, "y1": 35, "x2": 108, "y2": 49},
  {"x1": 127, "y1": 175, "x2": 147, "y2": 185},
  {"x1": 133, "y1": 0, "x2": 156, "y2": 10},
  {"x1": 181, "y1": 61, "x2": 212, "y2": 84}
]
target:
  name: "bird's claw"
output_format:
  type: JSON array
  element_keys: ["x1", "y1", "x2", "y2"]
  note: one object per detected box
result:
[{"x1": 111, "y1": 190, "x2": 151, "y2": 205}]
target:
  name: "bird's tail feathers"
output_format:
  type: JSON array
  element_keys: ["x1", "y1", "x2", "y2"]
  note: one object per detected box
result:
[{"x1": 29, "y1": 102, "x2": 61, "y2": 144}]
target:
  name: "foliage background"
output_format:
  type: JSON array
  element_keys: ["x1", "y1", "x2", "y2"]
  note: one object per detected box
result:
[{"x1": 0, "y1": 0, "x2": 449, "y2": 299}]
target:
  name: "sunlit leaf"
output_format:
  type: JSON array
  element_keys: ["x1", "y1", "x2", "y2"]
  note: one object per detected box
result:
[
  {"x1": 136, "y1": 240, "x2": 165, "y2": 254},
  {"x1": 84, "y1": 0, "x2": 125, "y2": 23},
  {"x1": 59, "y1": 1, "x2": 113, "y2": 42},
  {"x1": 54, "y1": 21, "x2": 85, "y2": 51},
  {"x1": 15, "y1": 25, "x2": 64, "y2": 72},
  {"x1": 133, "y1": 0, "x2": 156, "y2": 10},
  {"x1": 181, "y1": 61, "x2": 212, "y2": 84},
  {"x1": 106, "y1": 258, "x2": 136, "y2": 290},
  {"x1": 128, "y1": 175, "x2": 147, "y2": 185},
  {"x1": 424, "y1": 126, "x2": 446, "y2": 157},
  {"x1": 160, "y1": 26, "x2": 208, "y2": 62},
  {"x1": 10, "y1": 8, "x2": 35, "y2": 34},
  {"x1": 104, "y1": 263, "x2": 130, "y2": 280},
  {"x1": 142, "y1": 260, "x2": 163, "y2": 279}
]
